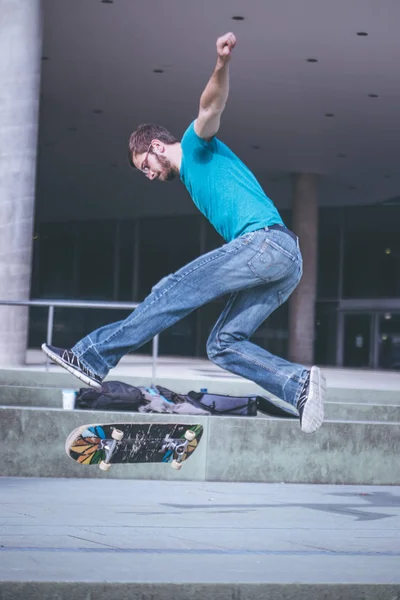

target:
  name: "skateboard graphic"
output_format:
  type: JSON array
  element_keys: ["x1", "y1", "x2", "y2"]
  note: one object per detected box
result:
[{"x1": 66, "y1": 422, "x2": 203, "y2": 471}]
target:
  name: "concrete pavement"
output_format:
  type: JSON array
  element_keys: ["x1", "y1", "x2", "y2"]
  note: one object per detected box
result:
[{"x1": 1, "y1": 477, "x2": 400, "y2": 599}]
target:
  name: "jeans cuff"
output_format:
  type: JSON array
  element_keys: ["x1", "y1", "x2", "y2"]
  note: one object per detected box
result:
[
  {"x1": 72, "y1": 341, "x2": 109, "y2": 379},
  {"x1": 293, "y1": 368, "x2": 310, "y2": 406}
]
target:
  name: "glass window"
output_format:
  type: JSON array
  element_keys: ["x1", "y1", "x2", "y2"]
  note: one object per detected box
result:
[
  {"x1": 317, "y1": 209, "x2": 341, "y2": 299},
  {"x1": 343, "y1": 206, "x2": 400, "y2": 298},
  {"x1": 76, "y1": 221, "x2": 115, "y2": 300},
  {"x1": 315, "y1": 301, "x2": 339, "y2": 365},
  {"x1": 118, "y1": 220, "x2": 136, "y2": 301},
  {"x1": 138, "y1": 216, "x2": 200, "y2": 299},
  {"x1": 36, "y1": 223, "x2": 75, "y2": 298}
]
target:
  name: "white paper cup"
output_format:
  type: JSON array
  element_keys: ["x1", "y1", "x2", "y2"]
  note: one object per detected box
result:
[{"x1": 62, "y1": 389, "x2": 76, "y2": 410}]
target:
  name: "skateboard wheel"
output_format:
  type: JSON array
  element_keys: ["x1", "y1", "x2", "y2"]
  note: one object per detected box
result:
[
  {"x1": 171, "y1": 459, "x2": 182, "y2": 470},
  {"x1": 184, "y1": 430, "x2": 196, "y2": 442},
  {"x1": 99, "y1": 461, "x2": 111, "y2": 471},
  {"x1": 111, "y1": 428, "x2": 124, "y2": 441}
]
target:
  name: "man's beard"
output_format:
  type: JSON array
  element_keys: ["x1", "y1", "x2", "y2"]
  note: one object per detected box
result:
[{"x1": 155, "y1": 154, "x2": 176, "y2": 181}]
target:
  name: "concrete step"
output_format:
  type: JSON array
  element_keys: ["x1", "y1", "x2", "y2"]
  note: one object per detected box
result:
[
  {"x1": 1, "y1": 383, "x2": 400, "y2": 422},
  {"x1": 2, "y1": 367, "x2": 400, "y2": 404},
  {"x1": 3, "y1": 582, "x2": 400, "y2": 600},
  {"x1": 1, "y1": 406, "x2": 399, "y2": 484},
  {"x1": 2, "y1": 367, "x2": 400, "y2": 432}
]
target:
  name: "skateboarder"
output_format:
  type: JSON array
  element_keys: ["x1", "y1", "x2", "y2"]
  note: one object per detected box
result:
[{"x1": 42, "y1": 32, "x2": 326, "y2": 433}]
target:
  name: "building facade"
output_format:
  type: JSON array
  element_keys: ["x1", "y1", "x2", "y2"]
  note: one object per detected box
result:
[{"x1": 29, "y1": 203, "x2": 400, "y2": 369}]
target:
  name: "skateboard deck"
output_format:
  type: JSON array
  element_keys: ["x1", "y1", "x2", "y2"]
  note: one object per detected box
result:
[{"x1": 66, "y1": 422, "x2": 203, "y2": 471}]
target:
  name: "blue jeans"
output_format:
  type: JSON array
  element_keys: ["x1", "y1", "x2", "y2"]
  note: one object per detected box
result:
[{"x1": 72, "y1": 226, "x2": 308, "y2": 407}]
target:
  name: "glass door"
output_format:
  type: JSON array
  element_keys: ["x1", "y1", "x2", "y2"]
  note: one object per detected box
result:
[
  {"x1": 378, "y1": 313, "x2": 400, "y2": 370},
  {"x1": 343, "y1": 314, "x2": 372, "y2": 368}
]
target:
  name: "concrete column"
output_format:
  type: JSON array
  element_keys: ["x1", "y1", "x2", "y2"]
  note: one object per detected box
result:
[
  {"x1": 0, "y1": 0, "x2": 42, "y2": 365},
  {"x1": 288, "y1": 173, "x2": 318, "y2": 365}
]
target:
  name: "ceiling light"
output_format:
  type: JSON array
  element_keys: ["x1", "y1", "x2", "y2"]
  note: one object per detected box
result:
[
  {"x1": 153, "y1": 69, "x2": 164, "y2": 73},
  {"x1": 384, "y1": 313, "x2": 392, "y2": 320},
  {"x1": 368, "y1": 94, "x2": 379, "y2": 98},
  {"x1": 232, "y1": 16, "x2": 245, "y2": 20},
  {"x1": 306, "y1": 58, "x2": 318, "y2": 63},
  {"x1": 385, "y1": 248, "x2": 391, "y2": 255},
  {"x1": 357, "y1": 32, "x2": 368, "y2": 36}
]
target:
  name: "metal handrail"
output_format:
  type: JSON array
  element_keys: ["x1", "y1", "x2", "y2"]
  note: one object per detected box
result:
[{"x1": 0, "y1": 299, "x2": 160, "y2": 381}]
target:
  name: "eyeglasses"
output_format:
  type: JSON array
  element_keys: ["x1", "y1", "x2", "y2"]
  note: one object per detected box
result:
[{"x1": 141, "y1": 143, "x2": 153, "y2": 173}]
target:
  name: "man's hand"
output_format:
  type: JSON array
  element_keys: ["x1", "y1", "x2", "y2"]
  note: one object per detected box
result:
[
  {"x1": 194, "y1": 33, "x2": 236, "y2": 140},
  {"x1": 216, "y1": 32, "x2": 237, "y2": 62}
]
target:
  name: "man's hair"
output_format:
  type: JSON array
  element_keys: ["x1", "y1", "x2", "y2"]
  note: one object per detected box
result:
[{"x1": 128, "y1": 124, "x2": 178, "y2": 168}]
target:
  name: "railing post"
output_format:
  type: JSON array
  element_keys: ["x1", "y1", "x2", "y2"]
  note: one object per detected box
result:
[
  {"x1": 152, "y1": 334, "x2": 159, "y2": 384},
  {"x1": 0, "y1": 300, "x2": 161, "y2": 378},
  {"x1": 45, "y1": 305, "x2": 55, "y2": 372}
]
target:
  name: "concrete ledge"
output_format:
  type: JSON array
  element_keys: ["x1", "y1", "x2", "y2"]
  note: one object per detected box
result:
[
  {"x1": 326, "y1": 387, "x2": 400, "y2": 405},
  {"x1": 206, "y1": 416, "x2": 400, "y2": 484},
  {"x1": 0, "y1": 407, "x2": 208, "y2": 481},
  {"x1": 2, "y1": 385, "x2": 400, "y2": 422},
  {"x1": 0, "y1": 385, "x2": 58, "y2": 407},
  {"x1": 1, "y1": 406, "x2": 399, "y2": 484},
  {"x1": 2, "y1": 367, "x2": 400, "y2": 404},
  {"x1": 1, "y1": 582, "x2": 400, "y2": 600},
  {"x1": 324, "y1": 402, "x2": 400, "y2": 422}
]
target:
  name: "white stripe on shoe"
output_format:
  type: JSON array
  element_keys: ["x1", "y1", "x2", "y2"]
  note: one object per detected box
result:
[
  {"x1": 41, "y1": 343, "x2": 102, "y2": 390},
  {"x1": 300, "y1": 366, "x2": 326, "y2": 434}
]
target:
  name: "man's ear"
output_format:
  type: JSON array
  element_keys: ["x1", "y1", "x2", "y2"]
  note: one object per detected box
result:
[{"x1": 151, "y1": 139, "x2": 165, "y2": 153}]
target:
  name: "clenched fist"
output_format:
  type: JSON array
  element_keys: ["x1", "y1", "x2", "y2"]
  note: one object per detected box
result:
[{"x1": 216, "y1": 32, "x2": 237, "y2": 62}]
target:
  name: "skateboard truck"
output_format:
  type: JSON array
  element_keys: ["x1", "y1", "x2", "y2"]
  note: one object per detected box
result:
[
  {"x1": 99, "y1": 428, "x2": 124, "y2": 471},
  {"x1": 162, "y1": 430, "x2": 196, "y2": 470},
  {"x1": 98, "y1": 428, "x2": 196, "y2": 471}
]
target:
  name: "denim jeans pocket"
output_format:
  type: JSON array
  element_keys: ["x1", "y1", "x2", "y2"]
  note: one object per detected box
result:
[
  {"x1": 264, "y1": 236, "x2": 298, "y2": 262},
  {"x1": 247, "y1": 238, "x2": 294, "y2": 283}
]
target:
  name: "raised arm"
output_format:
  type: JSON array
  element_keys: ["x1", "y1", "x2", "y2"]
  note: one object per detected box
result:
[{"x1": 194, "y1": 32, "x2": 236, "y2": 141}]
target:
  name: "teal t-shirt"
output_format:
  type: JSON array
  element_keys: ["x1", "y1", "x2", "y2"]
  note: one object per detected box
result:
[{"x1": 180, "y1": 121, "x2": 284, "y2": 242}]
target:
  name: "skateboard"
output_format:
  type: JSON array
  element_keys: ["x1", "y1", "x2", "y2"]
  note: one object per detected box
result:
[{"x1": 65, "y1": 422, "x2": 203, "y2": 471}]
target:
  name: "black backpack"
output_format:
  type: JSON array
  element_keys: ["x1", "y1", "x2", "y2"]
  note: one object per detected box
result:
[{"x1": 74, "y1": 381, "x2": 148, "y2": 411}]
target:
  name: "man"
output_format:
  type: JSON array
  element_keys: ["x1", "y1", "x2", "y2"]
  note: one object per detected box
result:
[{"x1": 42, "y1": 32, "x2": 326, "y2": 433}]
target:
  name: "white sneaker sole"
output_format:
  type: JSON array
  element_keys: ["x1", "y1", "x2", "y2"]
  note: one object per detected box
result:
[
  {"x1": 41, "y1": 343, "x2": 102, "y2": 390},
  {"x1": 300, "y1": 366, "x2": 326, "y2": 434}
]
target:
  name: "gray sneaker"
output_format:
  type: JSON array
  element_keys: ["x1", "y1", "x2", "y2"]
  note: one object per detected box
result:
[
  {"x1": 297, "y1": 366, "x2": 326, "y2": 433},
  {"x1": 41, "y1": 343, "x2": 103, "y2": 390}
]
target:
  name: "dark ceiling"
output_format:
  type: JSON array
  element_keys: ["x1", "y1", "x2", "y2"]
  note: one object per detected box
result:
[{"x1": 37, "y1": 0, "x2": 400, "y2": 221}]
